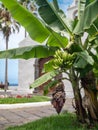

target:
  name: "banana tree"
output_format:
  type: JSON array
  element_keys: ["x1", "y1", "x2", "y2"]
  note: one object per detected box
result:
[{"x1": 0, "y1": 0, "x2": 98, "y2": 125}]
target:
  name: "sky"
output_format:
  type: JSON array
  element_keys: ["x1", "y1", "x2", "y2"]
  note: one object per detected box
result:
[
  {"x1": 58, "y1": 0, "x2": 73, "y2": 12},
  {"x1": 0, "y1": 27, "x2": 25, "y2": 84},
  {"x1": 0, "y1": 0, "x2": 73, "y2": 85},
  {"x1": 49, "y1": 0, "x2": 73, "y2": 13}
]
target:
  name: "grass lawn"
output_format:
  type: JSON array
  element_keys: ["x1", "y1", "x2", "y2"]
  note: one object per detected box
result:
[
  {"x1": 0, "y1": 95, "x2": 50, "y2": 104},
  {"x1": 6, "y1": 113, "x2": 98, "y2": 130}
]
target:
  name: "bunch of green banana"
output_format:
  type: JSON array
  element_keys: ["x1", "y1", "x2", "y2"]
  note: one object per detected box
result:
[
  {"x1": 54, "y1": 50, "x2": 62, "y2": 59},
  {"x1": 52, "y1": 58, "x2": 63, "y2": 69},
  {"x1": 63, "y1": 53, "x2": 76, "y2": 67},
  {"x1": 52, "y1": 50, "x2": 63, "y2": 69},
  {"x1": 52, "y1": 49, "x2": 76, "y2": 70}
]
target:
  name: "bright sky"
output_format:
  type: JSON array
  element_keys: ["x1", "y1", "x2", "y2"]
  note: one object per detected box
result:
[
  {"x1": 49, "y1": 0, "x2": 73, "y2": 13},
  {"x1": 58, "y1": 0, "x2": 73, "y2": 12},
  {"x1": 0, "y1": 27, "x2": 25, "y2": 84},
  {"x1": 0, "y1": 0, "x2": 73, "y2": 85}
]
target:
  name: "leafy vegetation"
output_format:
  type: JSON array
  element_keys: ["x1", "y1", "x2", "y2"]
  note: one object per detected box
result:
[
  {"x1": 0, "y1": 95, "x2": 49, "y2": 104},
  {"x1": 0, "y1": 0, "x2": 98, "y2": 126},
  {"x1": 6, "y1": 113, "x2": 98, "y2": 130}
]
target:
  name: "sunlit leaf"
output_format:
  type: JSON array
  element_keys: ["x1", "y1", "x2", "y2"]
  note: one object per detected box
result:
[
  {"x1": 30, "y1": 71, "x2": 59, "y2": 89},
  {"x1": 44, "y1": 59, "x2": 54, "y2": 72},
  {"x1": 1, "y1": 0, "x2": 49, "y2": 43},
  {"x1": 44, "y1": 80, "x2": 58, "y2": 95},
  {"x1": 35, "y1": 0, "x2": 73, "y2": 35},
  {"x1": 46, "y1": 27, "x2": 68, "y2": 48},
  {"x1": 0, "y1": 45, "x2": 58, "y2": 59},
  {"x1": 74, "y1": 50, "x2": 94, "y2": 68},
  {"x1": 74, "y1": 0, "x2": 98, "y2": 34}
]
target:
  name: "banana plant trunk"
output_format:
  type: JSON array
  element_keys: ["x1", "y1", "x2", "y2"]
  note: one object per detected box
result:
[
  {"x1": 69, "y1": 68, "x2": 87, "y2": 123},
  {"x1": 81, "y1": 71, "x2": 98, "y2": 124}
]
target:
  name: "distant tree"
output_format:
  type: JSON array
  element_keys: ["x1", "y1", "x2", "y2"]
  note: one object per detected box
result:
[
  {"x1": 18, "y1": 0, "x2": 36, "y2": 11},
  {"x1": 0, "y1": 3, "x2": 20, "y2": 91}
]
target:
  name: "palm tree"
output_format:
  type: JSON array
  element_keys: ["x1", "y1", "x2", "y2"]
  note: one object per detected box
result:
[{"x1": 0, "y1": 4, "x2": 20, "y2": 91}]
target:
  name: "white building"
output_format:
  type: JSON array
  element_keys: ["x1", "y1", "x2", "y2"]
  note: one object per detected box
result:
[
  {"x1": 67, "y1": 0, "x2": 78, "y2": 19},
  {"x1": 18, "y1": 37, "x2": 38, "y2": 94}
]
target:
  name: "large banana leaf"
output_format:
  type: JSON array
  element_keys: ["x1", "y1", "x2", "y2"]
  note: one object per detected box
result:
[
  {"x1": 74, "y1": 0, "x2": 98, "y2": 35},
  {"x1": 30, "y1": 70, "x2": 59, "y2": 89},
  {"x1": 35, "y1": 0, "x2": 63, "y2": 30},
  {"x1": 53, "y1": 0, "x2": 59, "y2": 11},
  {"x1": 78, "y1": 0, "x2": 94, "y2": 19},
  {"x1": 43, "y1": 80, "x2": 59, "y2": 95},
  {"x1": 1, "y1": 0, "x2": 68, "y2": 47},
  {"x1": 85, "y1": 0, "x2": 95, "y2": 6},
  {"x1": 0, "y1": 45, "x2": 57, "y2": 59},
  {"x1": 0, "y1": 0, "x2": 49, "y2": 43},
  {"x1": 46, "y1": 27, "x2": 68, "y2": 48},
  {"x1": 44, "y1": 59, "x2": 54, "y2": 72},
  {"x1": 78, "y1": 0, "x2": 86, "y2": 19},
  {"x1": 87, "y1": 18, "x2": 98, "y2": 37},
  {"x1": 35, "y1": 0, "x2": 73, "y2": 35},
  {"x1": 74, "y1": 50, "x2": 94, "y2": 68}
]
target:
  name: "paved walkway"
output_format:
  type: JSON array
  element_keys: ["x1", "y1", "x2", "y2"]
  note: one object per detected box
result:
[{"x1": 0, "y1": 99, "x2": 74, "y2": 130}]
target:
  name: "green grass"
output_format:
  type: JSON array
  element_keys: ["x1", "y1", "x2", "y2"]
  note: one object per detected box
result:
[
  {"x1": 6, "y1": 113, "x2": 98, "y2": 130},
  {"x1": 0, "y1": 95, "x2": 50, "y2": 104}
]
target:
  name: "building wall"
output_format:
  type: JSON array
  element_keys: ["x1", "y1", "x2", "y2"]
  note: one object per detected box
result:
[
  {"x1": 18, "y1": 58, "x2": 35, "y2": 93},
  {"x1": 18, "y1": 37, "x2": 39, "y2": 94},
  {"x1": 67, "y1": 0, "x2": 78, "y2": 19}
]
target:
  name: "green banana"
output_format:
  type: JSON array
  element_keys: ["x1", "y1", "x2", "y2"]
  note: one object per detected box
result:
[
  {"x1": 54, "y1": 59, "x2": 61, "y2": 66},
  {"x1": 61, "y1": 52, "x2": 68, "y2": 61},
  {"x1": 58, "y1": 58, "x2": 63, "y2": 65},
  {"x1": 55, "y1": 50, "x2": 62, "y2": 58}
]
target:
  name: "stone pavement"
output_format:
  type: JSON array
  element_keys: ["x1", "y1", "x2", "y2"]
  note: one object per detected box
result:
[{"x1": 0, "y1": 99, "x2": 75, "y2": 130}]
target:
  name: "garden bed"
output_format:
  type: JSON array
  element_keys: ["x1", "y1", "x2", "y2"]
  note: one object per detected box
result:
[{"x1": 0, "y1": 95, "x2": 50, "y2": 104}]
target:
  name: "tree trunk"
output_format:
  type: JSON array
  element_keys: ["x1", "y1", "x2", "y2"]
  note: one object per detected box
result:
[
  {"x1": 4, "y1": 39, "x2": 8, "y2": 92},
  {"x1": 81, "y1": 71, "x2": 98, "y2": 124},
  {"x1": 69, "y1": 68, "x2": 87, "y2": 123}
]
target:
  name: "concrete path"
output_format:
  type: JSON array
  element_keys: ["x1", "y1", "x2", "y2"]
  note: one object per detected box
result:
[{"x1": 0, "y1": 99, "x2": 74, "y2": 130}]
